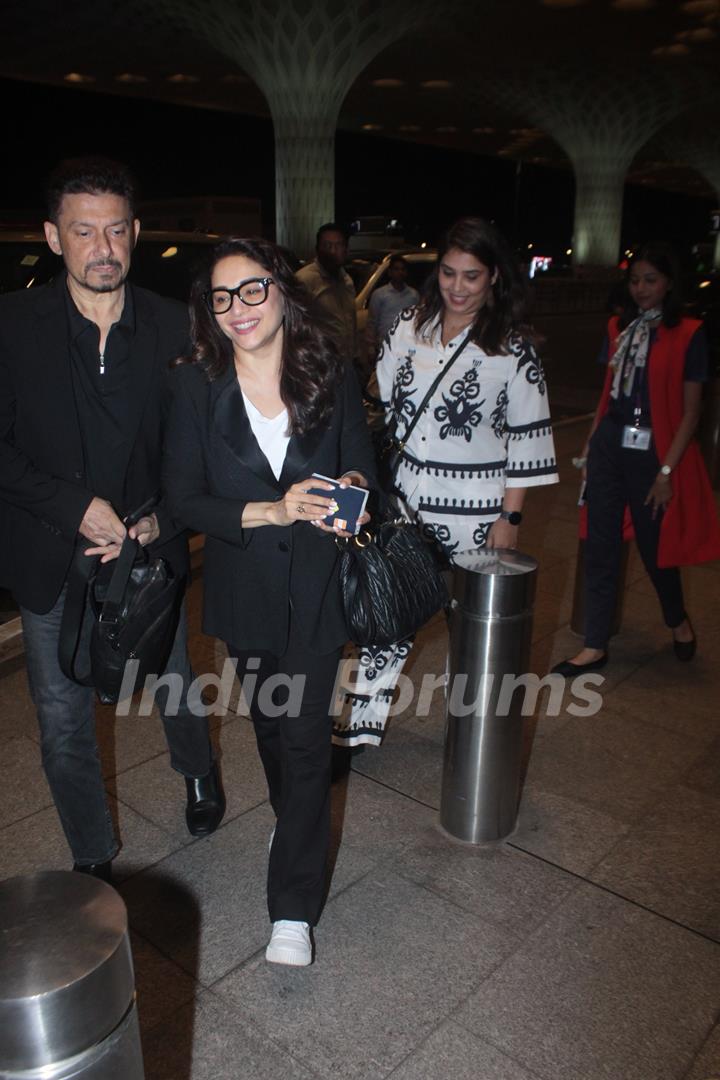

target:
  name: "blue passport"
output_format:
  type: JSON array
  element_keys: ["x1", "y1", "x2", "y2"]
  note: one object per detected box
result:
[{"x1": 306, "y1": 473, "x2": 369, "y2": 535}]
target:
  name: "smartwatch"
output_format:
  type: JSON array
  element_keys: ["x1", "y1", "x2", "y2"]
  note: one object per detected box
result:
[
  {"x1": 499, "y1": 510, "x2": 523, "y2": 525},
  {"x1": 659, "y1": 465, "x2": 672, "y2": 477}
]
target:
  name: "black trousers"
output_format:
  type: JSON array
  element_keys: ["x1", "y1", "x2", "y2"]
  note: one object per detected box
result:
[
  {"x1": 585, "y1": 414, "x2": 686, "y2": 650},
  {"x1": 226, "y1": 622, "x2": 343, "y2": 926}
]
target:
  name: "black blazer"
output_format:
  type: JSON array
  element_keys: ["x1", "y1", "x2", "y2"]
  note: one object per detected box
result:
[
  {"x1": 0, "y1": 274, "x2": 189, "y2": 613},
  {"x1": 164, "y1": 360, "x2": 376, "y2": 655}
]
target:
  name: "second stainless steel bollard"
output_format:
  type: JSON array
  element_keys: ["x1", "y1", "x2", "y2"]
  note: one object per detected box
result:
[
  {"x1": 440, "y1": 548, "x2": 537, "y2": 843},
  {"x1": 0, "y1": 871, "x2": 144, "y2": 1080}
]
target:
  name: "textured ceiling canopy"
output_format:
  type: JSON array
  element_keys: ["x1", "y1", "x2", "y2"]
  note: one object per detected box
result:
[{"x1": 1, "y1": 0, "x2": 718, "y2": 199}]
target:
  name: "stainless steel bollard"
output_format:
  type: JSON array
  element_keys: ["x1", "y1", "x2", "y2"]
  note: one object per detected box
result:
[
  {"x1": 440, "y1": 548, "x2": 537, "y2": 844},
  {"x1": 0, "y1": 872, "x2": 144, "y2": 1080}
]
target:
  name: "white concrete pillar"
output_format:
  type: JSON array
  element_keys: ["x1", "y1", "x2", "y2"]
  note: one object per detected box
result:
[
  {"x1": 154, "y1": 0, "x2": 436, "y2": 256},
  {"x1": 571, "y1": 152, "x2": 630, "y2": 267},
  {"x1": 478, "y1": 61, "x2": 706, "y2": 268},
  {"x1": 272, "y1": 114, "x2": 337, "y2": 257}
]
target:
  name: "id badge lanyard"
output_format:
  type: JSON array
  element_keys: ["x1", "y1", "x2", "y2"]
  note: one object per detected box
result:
[{"x1": 621, "y1": 329, "x2": 652, "y2": 452}]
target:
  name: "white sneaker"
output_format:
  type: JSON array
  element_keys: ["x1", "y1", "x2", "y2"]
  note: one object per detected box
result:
[{"x1": 265, "y1": 920, "x2": 312, "y2": 966}]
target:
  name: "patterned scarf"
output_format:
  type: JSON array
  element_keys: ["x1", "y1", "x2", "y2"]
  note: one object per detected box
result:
[{"x1": 609, "y1": 307, "x2": 662, "y2": 400}]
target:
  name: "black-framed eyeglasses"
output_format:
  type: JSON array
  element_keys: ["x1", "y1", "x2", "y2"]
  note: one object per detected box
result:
[{"x1": 204, "y1": 277, "x2": 274, "y2": 314}]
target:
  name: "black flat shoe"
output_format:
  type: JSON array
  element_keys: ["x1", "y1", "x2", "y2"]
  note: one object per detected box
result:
[
  {"x1": 73, "y1": 860, "x2": 114, "y2": 884},
  {"x1": 550, "y1": 653, "x2": 608, "y2": 677},
  {"x1": 185, "y1": 762, "x2": 226, "y2": 838},
  {"x1": 673, "y1": 635, "x2": 696, "y2": 662}
]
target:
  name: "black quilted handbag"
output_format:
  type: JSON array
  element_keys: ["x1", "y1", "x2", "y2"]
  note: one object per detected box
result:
[{"x1": 339, "y1": 517, "x2": 449, "y2": 647}]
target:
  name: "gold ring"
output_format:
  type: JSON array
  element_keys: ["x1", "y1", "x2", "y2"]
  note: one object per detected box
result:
[{"x1": 297, "y1": 503, "x2": 306, "y2": 514}]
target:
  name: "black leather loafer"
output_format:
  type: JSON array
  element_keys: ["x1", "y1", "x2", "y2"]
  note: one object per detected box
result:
[
  {"x1": 73, "y1": 860, "x2": 114, "y2": 884},
  {"x1": 185, "y1": 762, "x2": 226, "y2": 837},
  {"x1": 673, "y1": 635, "x2": 696, "y2": 662},
  {"x1": 550, "y1": 653, "x2": 608, "y2": 678}
]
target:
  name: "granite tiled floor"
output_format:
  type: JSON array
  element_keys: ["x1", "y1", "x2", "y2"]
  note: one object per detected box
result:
[{"x1": 2, "y1": 421, "x2": 720, "y2": 1080}]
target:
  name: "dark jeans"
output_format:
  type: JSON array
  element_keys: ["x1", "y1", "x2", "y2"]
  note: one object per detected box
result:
[
  {"x1": 585, "y1": 414, "x2": 686, "y2": 650},
  {"x1": 227, "y1": 624, "x2": 343, "y2": 927},
  {"x1": 21, "y1": 590, "x2": 212, "y2": 866}
]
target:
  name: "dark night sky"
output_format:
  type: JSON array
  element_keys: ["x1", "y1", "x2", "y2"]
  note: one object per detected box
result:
[{"x1": 1, "y1": 78, "x2": 714, "y2": 261}]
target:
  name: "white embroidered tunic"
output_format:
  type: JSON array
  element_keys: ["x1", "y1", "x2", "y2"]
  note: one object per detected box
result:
[{"x1": 376, "y1": 309, "x2": 559, "y2": 557}]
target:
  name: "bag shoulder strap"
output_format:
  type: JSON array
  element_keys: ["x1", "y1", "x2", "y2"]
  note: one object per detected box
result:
[
  {"x1": 58, "y1": 547, "x2": 97, "y2": 686},
  {"x1": 101, "y1": 537, "x2": 141, "y2": 623},
  {"x1": 395, "y1": 332, "x2": 471, "y2": 450}
]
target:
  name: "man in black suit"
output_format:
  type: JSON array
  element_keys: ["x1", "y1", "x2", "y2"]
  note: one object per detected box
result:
[{"x1": 0, "y1": 157, "x2": 224, "y2": 881}]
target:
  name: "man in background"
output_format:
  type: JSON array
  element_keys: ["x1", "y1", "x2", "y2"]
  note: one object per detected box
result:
[
  {"x1": 365, "y1": 254, "x2": 419, "y2": 360},
  {"x1": 296, "y1": 222, "x2": 358, "y2": 375}
]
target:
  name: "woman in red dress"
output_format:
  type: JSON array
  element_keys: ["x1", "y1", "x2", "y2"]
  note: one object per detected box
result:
[{"x1": 553, "y1": 243, "x2": 720, "y2": 675}]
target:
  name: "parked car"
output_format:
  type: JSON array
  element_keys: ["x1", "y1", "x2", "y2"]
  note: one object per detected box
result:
[
  {"x1": 0, "y1": 229, "x2": 218, "y2": 300},
  {"x1": 354, "y1": 249, "x2": 437, "y2": 312},
  {"x1": 0, "y1": 231, "x2": 62, "y2": 293},
  {"x1": 352, "y1": 248, "x2": 438, "y2": 369}
]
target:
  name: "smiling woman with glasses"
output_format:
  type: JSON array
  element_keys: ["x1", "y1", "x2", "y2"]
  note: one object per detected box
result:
[{"x1": 163, "y1": 236, "x2": 375, "y2": 967}]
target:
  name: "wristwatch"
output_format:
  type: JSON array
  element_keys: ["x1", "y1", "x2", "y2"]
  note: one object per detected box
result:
[
  {"x1": 499, "y1": 510, "x2": 523, "y2": 525},
  {"x1": 659, "y1": 464, "x2": 672, "y2": 477}
]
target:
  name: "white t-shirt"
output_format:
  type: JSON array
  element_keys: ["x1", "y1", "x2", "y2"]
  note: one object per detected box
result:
[{"x1": 241, "y1": 390, "x2": 290, "y2": 480}]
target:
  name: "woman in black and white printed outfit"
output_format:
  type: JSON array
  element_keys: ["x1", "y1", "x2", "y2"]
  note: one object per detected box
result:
[{"x1": 376, "y1": 217, "x2": 558, "y2": 561}]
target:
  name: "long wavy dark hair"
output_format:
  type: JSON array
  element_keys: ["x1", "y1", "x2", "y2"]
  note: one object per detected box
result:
[
  {"x1": 618, "y1": 243, "x2": 683, "y2": 331},
  {"x1": 415, "y1": 217, "x2": 530, "y2": 354},
  {"x1": 182, "y1": 237, "x2": 344, "y2": 435}
]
